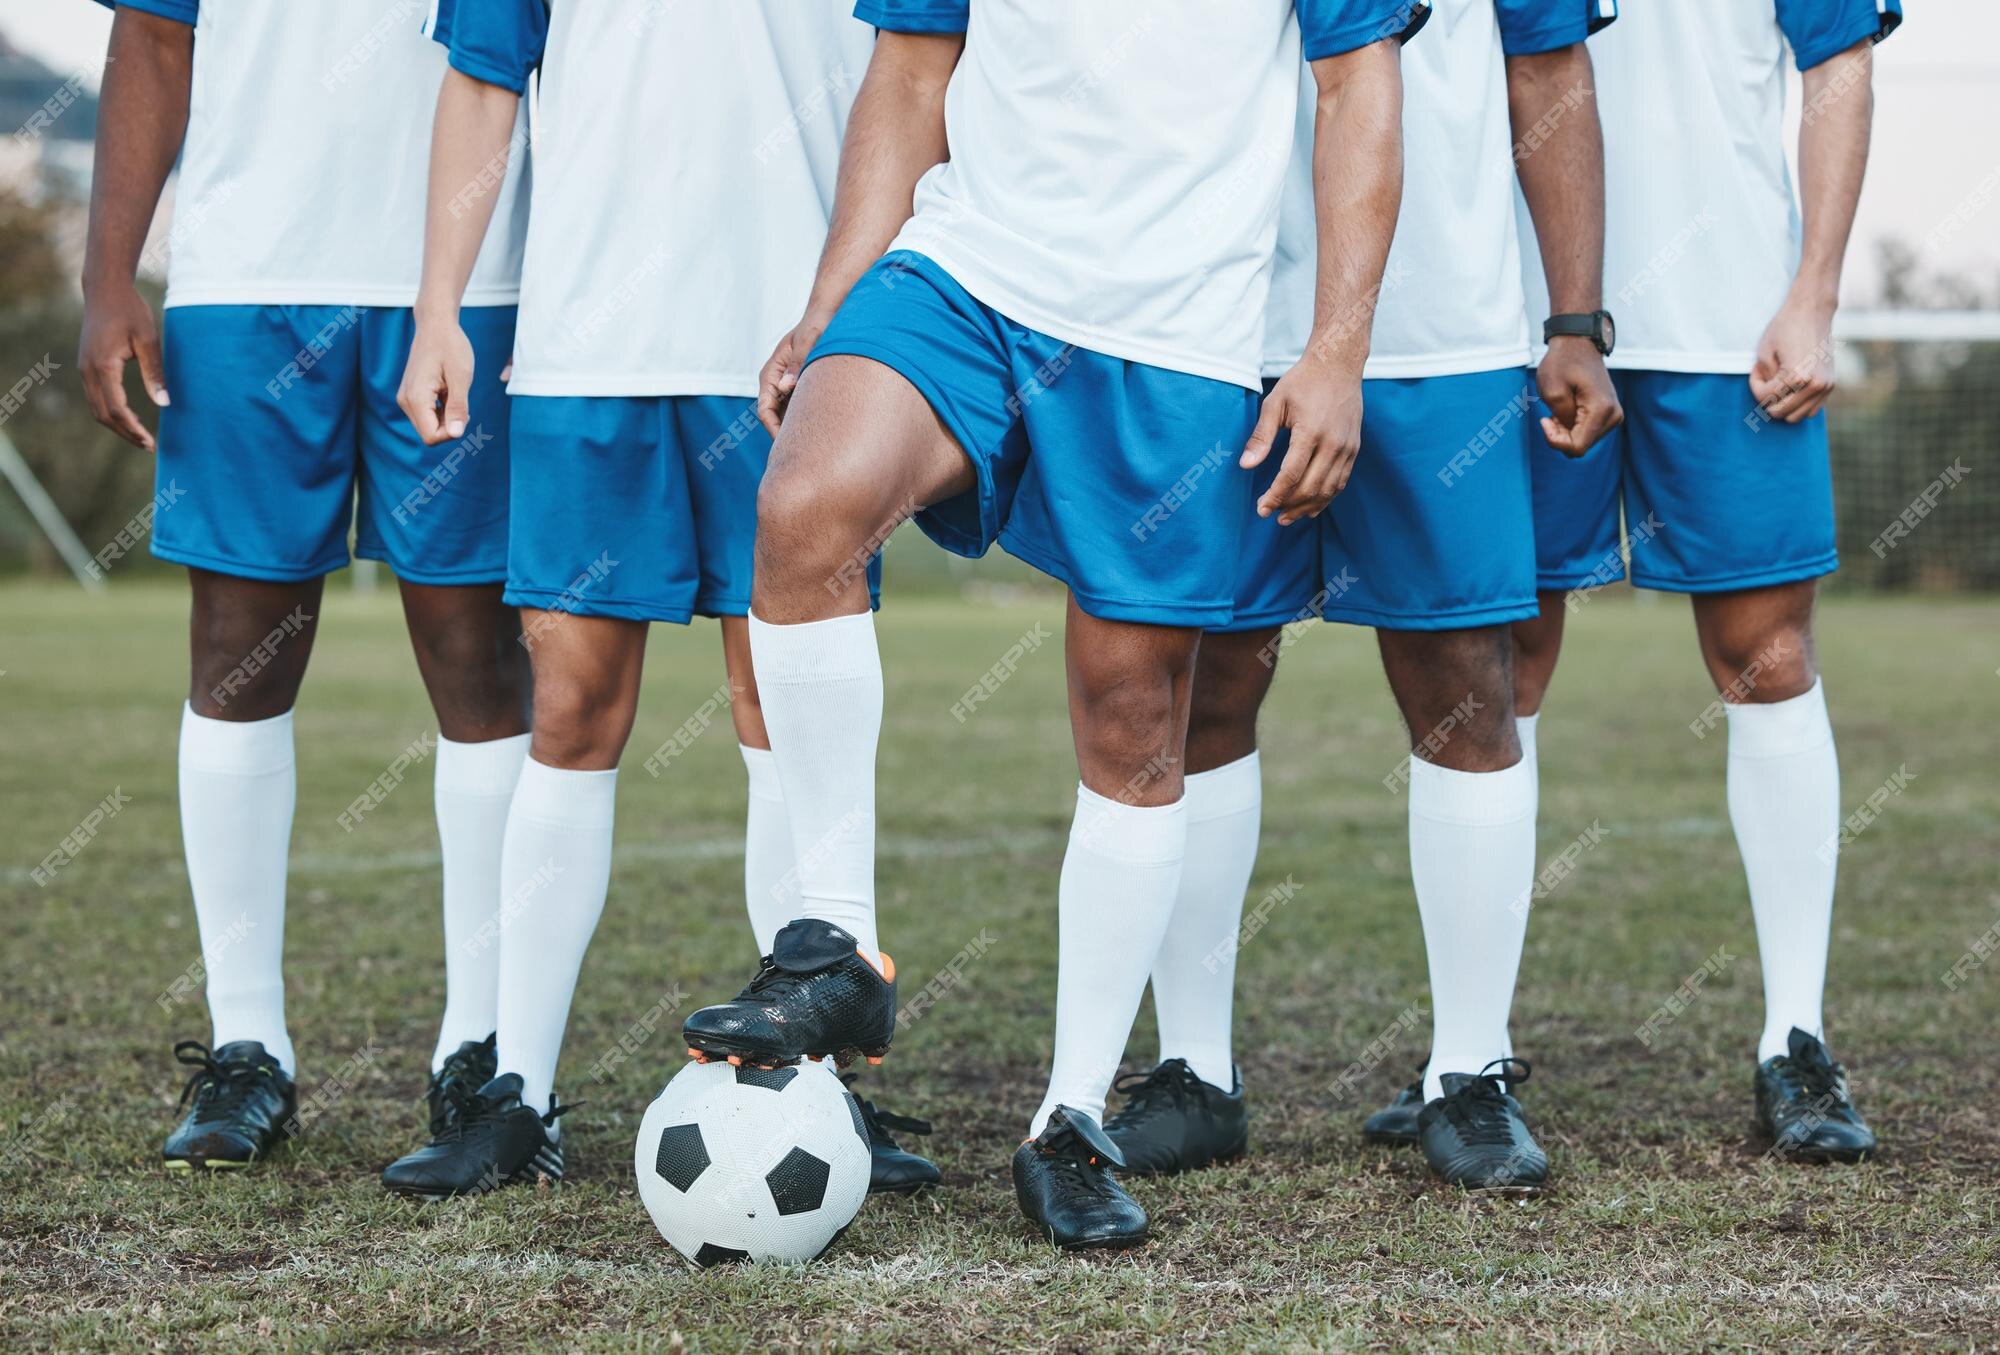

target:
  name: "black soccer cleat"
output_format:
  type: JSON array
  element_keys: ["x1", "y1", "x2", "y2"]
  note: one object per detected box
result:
[
  {"x1": 842, "y1": 1076, "x2": 941, "y2": 1194},
  {"x1": 1013, "y1": 1106, "x2": 1149, "y2": 1250},
  {"x1": 425, "y1": 1033, "x2": 499, "y2": 1137},
  {"x1": 1362, "y1": 1076, "x2": 1426, "y2": 1147},
  {"x1": 681, "y1": 918, "x2": 897, "y2": 1069},
  {"x1": 1756, "y1": 1027, "x2": 1876, "y2": 1163},
  {"x1": 1103, "y1": 1058, "x2": 1248, "y2": 1175},
  {"x1": 380, "y1": 1073, "x2": 567, "y2": 1200},
  {"x1": 1417, "y1": 1058, "x2": 1548, "y2": 1191},
  {"x1": 164, "y1": 1040, "x2": 297, "y2": 1171}
]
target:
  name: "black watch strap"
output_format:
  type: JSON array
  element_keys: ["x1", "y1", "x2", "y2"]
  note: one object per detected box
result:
[{"x1": 1544, "y1": 310, "x2": 1615, "y2": 357}]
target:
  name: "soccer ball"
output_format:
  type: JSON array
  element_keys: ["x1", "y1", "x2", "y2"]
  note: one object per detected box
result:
[{"x1": 635, "y1": 1058, "x2": 871, "y2": 1267}]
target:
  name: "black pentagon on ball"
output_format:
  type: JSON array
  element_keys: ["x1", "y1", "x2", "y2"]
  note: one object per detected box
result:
[
  {"x1": 692, "y1": 1242, "x2": 749, "y2": 1268},
  {"x1": 844, "y1": 1092, "x2": 868, "y2": 1145},
  {"x1": 734, "y1": 1064, "x2": 799, "y2": 1092},
  {"x1": 654, "y1": 1122, "x2": 709, "y2": 1193},
  {"x1": 765, "y1": 1146, "x2": 831, "y2": 1215}
]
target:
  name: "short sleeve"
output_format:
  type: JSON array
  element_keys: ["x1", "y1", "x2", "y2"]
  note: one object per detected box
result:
[
  {"x1": 1494, "y1": 0, "x2": 1617, "y2": 58},
  {"x1": 1775, "y1": 0, "x2": 1901, "y2": 72},
  {"x1": 1298, "y1": 0, "x2": 1433, "y2": 62},
  {"x1": 855, "y1": 0, "x2": 970, "y2": 34},
  {"x1": 428, "y1": 0, "x2": 549, "y2": 95},
  {"x1": 100, "y1": 0, "x2": 199, "y2": 24}
]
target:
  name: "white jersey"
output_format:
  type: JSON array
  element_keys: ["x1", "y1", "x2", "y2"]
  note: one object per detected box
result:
[
  {"x1": 864, "y1": 0, "x2": 1430, "y2": 391},
  {"x1": 109, "y1": 0, "x2": 527, "y2": 309},
  {"x1": 1518, "y1": 0, "x2": 1901, "y2": 373},
  {"x1": 434, "y1": 0, "x2": 877, "y2": 397},
  {"x1": 1266, "y1": 0, "x2": 1615, "y2": 381}
]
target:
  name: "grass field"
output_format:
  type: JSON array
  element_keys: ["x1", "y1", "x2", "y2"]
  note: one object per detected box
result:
[{"x1": 3, "y1": 577, "x2": 1997, "y2": 1351}]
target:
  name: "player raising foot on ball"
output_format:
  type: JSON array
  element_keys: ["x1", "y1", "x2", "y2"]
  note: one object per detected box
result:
[
  {"x1": 714, "y1": 0, "x2": 1418, "y2": 1248},
  {"x1": 381, "y1": 0, "x2": 931, "y2": 1199},
  {"x1": 1110, "y1": 0, "x2": 1622, "y2": 1191},
  {"x1": 1507, "y1": 0, "x2": 1898, "y2": 1164},
  {"x1": 79, "y1": 0, "x2": 530, "y2": 1172}
]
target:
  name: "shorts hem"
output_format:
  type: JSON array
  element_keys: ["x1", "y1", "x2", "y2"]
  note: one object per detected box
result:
[
  {"x1": 152, "y1": 541, "x2": 348, "y2": 584},
  {"x1": 1630, "y1": 554, "x2": 1839, "y2": 595},
  {"x1": 1204, "y1": 605, "x2": 1310, "y2": 636},
  {"x1": 503, "y1": 585, "x2": 696, "y2": 626},
  {"x1": 352, "y1": 545, "x2": 506, "y2": 587},
  {"x1": 1320, "y1": 597, "x2": 1542, "y2": 632},
  {"x1": 1000, "y1": 532, "x2": 1231, "y2": 629}
]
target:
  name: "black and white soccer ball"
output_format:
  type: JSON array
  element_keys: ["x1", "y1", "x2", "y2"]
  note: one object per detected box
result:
[{"x1": 635, "y1": 1058, "x2": 871, "y2": 1267}]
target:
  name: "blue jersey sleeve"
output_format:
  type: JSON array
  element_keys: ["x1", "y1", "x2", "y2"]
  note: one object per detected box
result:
[
  {"x1": 95, "y1": 0, "x2": 199, "y2": 23},
  {"x1": 1494, "y1": 0, "x2": 1617, "y2": 58},
  {"x1": 428, "y1": 0, "x2": 548, "y2": 95},
  {"x1": 855, "y1": 0, "x2": 970, "y2": 34},
  {"x1": 1299, "y1": 0, "x2": 1433, "y2": 62},
  {"x1": 1775, "y1": 0, "x2": 1901, "y2": 72}
]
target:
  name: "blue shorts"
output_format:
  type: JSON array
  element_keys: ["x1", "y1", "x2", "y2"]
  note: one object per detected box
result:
[
  {"x1": 1531, "y1": 369, "x2": 1838, "y2": 593},
  {"x1": 808, "y1": 251, "x2": 1260, "y2": 628},
  {"x1": 1213, "y1": 368, "x2": 1540, "y2": 634},
  {"x1": 155, "y1": 304, "x2": 516, "y2": 585}
]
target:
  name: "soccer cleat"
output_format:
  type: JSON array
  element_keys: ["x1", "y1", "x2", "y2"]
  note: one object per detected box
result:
[
  {"x1": 163, "y1": 1040, "x2": 297, "y2": 1171},
  {"x1": 842, "y1": 1076, "x2": 942, "y2": 1194},
  {"x1": 1012, "y1": 1106, "x2": 1149, "y2": 1250},
  {"x1": 681, "y1": 918, "x2": 896, "y2": 1069},
  {"x1": 1417, "y1": 1058, "x2": 1548, "y2": 1191},
  {"x1": 1756, "y1": 1027, "x2": 1876, "y2": 1163},
  {"x1": 425, "y1": 1033, "x2": 499, "y2": 1137},
  {"x1": 380, "y1": 1073, "x2": 567, "y2": 1200},
  {"x1": 1103, "y1": 1058, "x2": 1247, "y2": 1175},
  {"x1": 1361, "y1": 1063, "x2": 1427, "y2": 1146}
]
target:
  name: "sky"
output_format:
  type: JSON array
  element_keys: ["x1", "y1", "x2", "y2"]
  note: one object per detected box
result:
[{"x1": 4, "y1": 0, "x2": 1995, "y2": 303}]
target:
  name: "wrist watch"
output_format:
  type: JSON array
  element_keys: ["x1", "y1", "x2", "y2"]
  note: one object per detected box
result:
[{"x1": 1544, "y1": 310, "x2": 1616, "y2": 357}]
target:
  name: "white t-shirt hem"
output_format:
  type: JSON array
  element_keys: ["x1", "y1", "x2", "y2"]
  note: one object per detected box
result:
[
  {"x1": 505, "y1": 373, "x2": 760, "y2": 399},
  {"x1": 1262, "y1": 343, "x2": 1534, "y2": 383},
  {"x1": 163, "y1": 282, "x2": 521, "y2": 310},
  {"x1": 1593, "y1": 348, "x2": 1756, "y2": 376}
]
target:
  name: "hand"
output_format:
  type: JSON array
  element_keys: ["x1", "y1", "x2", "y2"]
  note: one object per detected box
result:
[
  {"x1": 397, "y1": 315, "x2": 476, "y2": 445},
  {"x1": 78, "y1": 280, "x2": 168, "y2": 451},
  {"x1": 1535, "y1": 336, "x2": 1622, "y2": 458},
  {"x1": 1242, "y1": 355, "x2": 1364, "y2": 526},
  {"x1": 1749, "y1": 294, "x2": 1836, "y2": 424},
  {"x1": 756, "y1": 311, "x2": 831, "y2": 438}
]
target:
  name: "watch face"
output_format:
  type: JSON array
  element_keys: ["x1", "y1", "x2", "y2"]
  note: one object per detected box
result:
[{"x1": 1598, "y1": 311, "x2": 1616, "y2": 354}]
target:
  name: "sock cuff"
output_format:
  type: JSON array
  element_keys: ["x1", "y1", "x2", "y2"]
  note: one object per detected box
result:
[
  {"x1": 747, "y1": 610, "x2": 880, "y2": 686},
  {"x1": 1724, "y1": 678, "x2": 1832, "y2": 759},
  {"x1": 1407, "y1": 755, "x2": 1535, "y2": 827},
  {"x1": 1070, "y1": 783, "x2": 1188, "y2": 865},
  {"x1": 436, "y1": 731, "x2": 531, "y2": 797},
  {"x1": 509, "y1": 758, "x2": 618, "y2": 827},
  {"x1": 739, "y1": 743, "x2": 784, "y2": 799},
  {"x1": 180, "y1": 703, "x2": 295, "y2": 776},
  {"x1": 1184, "y1": 751, "x2": 1261, "y2": 822}
]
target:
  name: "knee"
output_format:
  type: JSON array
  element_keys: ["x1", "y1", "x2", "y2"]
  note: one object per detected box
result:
[
  {"x1": 755, "y1": 457, "x2": 881, "y2": 589},
  {"x1": 1704, "y1": 622, "x2": 1817, "y2": 703},
  {"x1": 1385, "y1": 629, "x2": 1519, "y2": 769},
  {"x1": 415, "y1": 622, "x2": 531, "y2": 735},
  {"x1": 1186, "y1": 633, "x2": 1276, "y2": 771},
  {"x1": 189, "y1": 612, "x2": 313, "y2": 722},
  {"x1": 530, "y1": 672, "x2": 635, "y2": 770}
]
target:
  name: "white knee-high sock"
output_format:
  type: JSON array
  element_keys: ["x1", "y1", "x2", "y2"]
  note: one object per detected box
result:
[
  {"x1": 495, "y1": 758, "x2": 617, "y2": 1115},
  {"x1": 741, "y1": 743, "x2": 801, "y2": 956},
  {"x1": 1516, "y1": 712, "x2": 1540, "y2": 775},
  {"x1": 745, "y1": 612, "x2": 881, "y2": 961},
  {"x1": 1149, "y1": 752, "x2": 1260, "y2": 1090},
  {"x1": 431, "y1": 732, "x2": 529, "y2": 1070},
  {"x1": 1724, "y1": 679, "x2": 1840, "y2": 1063},
  {"x1": 178, "y1": 704, "x2": 297, "y2": 1075},
  {"x1": 1411, "y1": 757, "x2": 1537, "y2": 1103},
  {"x1": 1031, "y1": 786, "x2": 1188, "y2": 1136}
]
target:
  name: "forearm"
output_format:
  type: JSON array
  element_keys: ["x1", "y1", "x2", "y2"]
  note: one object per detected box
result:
[
  {"x1": 414, "y1": 69, "x2": 521, "y2": 324},
  {"x1": 1508, "y1": 44, "x2": 1604, "y2": 313},
  {"x1": 82, "y1": 12, "x2": 191, "y2": 298},
  {"x1": 803, "y1": 33, "x2": 961, "y2": 322},
  {"x1": 1792, "y1": 40, "x2": 1876, "y2": 310},
  {"x1": 1305, "y1": 43, "x2": 1404, "y2": 373}
]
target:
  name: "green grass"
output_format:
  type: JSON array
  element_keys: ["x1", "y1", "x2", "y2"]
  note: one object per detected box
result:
[{"x1": 2, "y1": 578, "x2": 1997, "y2": 1351}]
